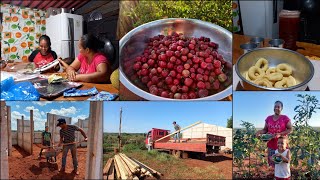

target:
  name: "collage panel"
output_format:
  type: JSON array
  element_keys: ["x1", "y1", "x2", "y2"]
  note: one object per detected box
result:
[
  {"x1": 233, "y1": 92, "x2": 320, "y2": 179},
  {"x1": 103, "y1": 101, "x2": 233, "y2": 179},
  {"x1": 118, "y1": 1, "x2": 233, "y2": 100},
  {"x1": 0, "y1": 101, "x2": 103, "y2": 179},
  {"x1": 1, "y1": 1, "x2": 120, "y2": 101},
  {"x1": 232, "y1": 0, "x2": 320, "y2": 91}
]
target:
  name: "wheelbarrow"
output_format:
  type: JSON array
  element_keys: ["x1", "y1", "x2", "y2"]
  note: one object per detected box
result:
[
  {"x1": 42, "y1": 146, "x2": 62, "y2": 163},
  {"x1": 41, "y1": 141, "x2": 85, "y2": 163}
]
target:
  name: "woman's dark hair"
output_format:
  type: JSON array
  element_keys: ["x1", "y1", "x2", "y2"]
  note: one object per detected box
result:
[
  {"x1": 39, "y1": 35, "x2": 51, "y2": 51},
  {"x1": 80, "y1": 34, "x2": 104, "y2": 52},
  {"x1": 275, "y1": 100, "x2": 283, "y2": 109}
]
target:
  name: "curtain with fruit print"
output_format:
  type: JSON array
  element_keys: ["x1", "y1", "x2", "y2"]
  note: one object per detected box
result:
[{"x1": 0, "y1": 3, "x2": 46, "y2": 62}]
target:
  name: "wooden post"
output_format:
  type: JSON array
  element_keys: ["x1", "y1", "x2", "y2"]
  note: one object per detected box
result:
[
  {"x1": 0, "y1": 101, "x2": 9, "y2": 179},
  {"x1": 21, "y1": 116, "x2": 24, "y2": 150},
  {"x1": 118, "y1": 108, "x2": 122, "y2": 152},
  {"x1": 30, "y1": 110, "x2": 34, "y2": 155},
  {"x1": 85, "y1": 101, "x2": 103, "y2": 179},
  {"x1": 155, "y1": 121, "x2": 202, "y2": 142},
  {"x1": 7, "y1": 106, "x2": 12, "y2": 156}
]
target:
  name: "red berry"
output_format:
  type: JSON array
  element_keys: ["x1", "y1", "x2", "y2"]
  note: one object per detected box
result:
[
  {"x1": 161, "y1": 91, "x2": 169, "y2": 98},
  {"x1": 214, "y1": 68, "x2": 222, "y2": 75},
  {"x1": 196, "y1": 74, "x2": 203, "y2": 81},
  {"x1": 169, "y1": 70, "x2": 177, "y2": 77},
  {"x1": 212, "y1": 80, "x2": 220, "y2": 90},
  {"x1": 184, "y1": 78, "x2": 193, "y2": 87},
  {"x1": 161, "y1": 69, "x2": 169, "y2": 77},
  {"x1": 173, "y1": 79, "x2": 180, "y2": 85},
  {"x1": 184, "y1": 63, "x2": 190, "y2": 70},
  {"x1": 213, "y1": 60, "x2": 221, "y2": 68},
  {"x1": 181, "y1": 85, "x2": 189, "y2": 93},
  {"x1": 188, "y1": 91, "x2": 197, "y2": 99},
  {"x1": 200, "y1": 62, "x2": 207, "y2": 69},
  {"x1": 182, "y1": 69, "x2": 190, "y2": 78},
  {"x1": 170, "y1": 85, "x2": 178, "y2": 93},
  {"x1": 165, "y1": 76, "x2": 173, "y2": 85},
  {"x1": 176, "y1": 65, "x2": 184, "y2": 73},
  {"x1": 170, "y1": 56, "x2": 177, "y2": 63},
  {"x1": 197, "y1": 81, "x2": 206, "y2": 89},
  {"x1": 198, "y1": 89, "x2": 209, "y2": 98}
]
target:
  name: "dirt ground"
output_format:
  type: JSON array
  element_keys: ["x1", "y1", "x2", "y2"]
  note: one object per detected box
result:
[
  {"x1": 125, "y1": 151, "x2": 233, "y2": 179},
  {"x1": 8, "y1": 144, "x2": 87, "y2": 179}
]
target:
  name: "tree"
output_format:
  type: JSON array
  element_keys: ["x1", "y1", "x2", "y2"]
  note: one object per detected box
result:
[{"x1": 227, "y1": 116, "x2": 233, "y2": 128}]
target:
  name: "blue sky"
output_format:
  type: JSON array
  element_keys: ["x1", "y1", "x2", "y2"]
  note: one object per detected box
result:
[
  {"x1": 5, "y1": 101, "x2": 90, "y2": 131},
  {"x1": 103, "y1": 101, "x2": 232, "y2": 133},
  {"x1": 234, "y1": 92, "x2": 320, "y2": 128}
]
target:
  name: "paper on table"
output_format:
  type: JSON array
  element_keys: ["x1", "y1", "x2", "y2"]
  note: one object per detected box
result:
[
  {"x1": 1, "y1": 71, "x2": 39, "y2": 82},
  {"x1": 233, "y1": 59, "x2": 320, "y2": 90}
]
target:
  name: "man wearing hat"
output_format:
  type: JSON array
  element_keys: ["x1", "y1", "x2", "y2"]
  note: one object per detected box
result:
[
  {"x1": 173, "y1": 121, "x2": 181, "y2": 143},
  {"x1": 57, "y1": 118, "x2": 88, "y2": 175}
]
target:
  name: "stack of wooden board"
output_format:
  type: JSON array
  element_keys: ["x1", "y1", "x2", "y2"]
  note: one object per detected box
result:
[{"x1": 103, "y1": 153, "x2": 162, "y2": 180}]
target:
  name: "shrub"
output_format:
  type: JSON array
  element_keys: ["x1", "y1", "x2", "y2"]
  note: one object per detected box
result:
[
  {"x1": 125, "y1": 0, "x2": 232, "y2": 31},
  {"x1": 122, "y1": 143, "x2": 145, "y2": 153}
]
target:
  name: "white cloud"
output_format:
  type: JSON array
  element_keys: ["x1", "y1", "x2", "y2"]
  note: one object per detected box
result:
[
  {"x1": 41, "y1": 111, "x2": 45, "y2": 116},
  {"x1": 16, "y1": 105, "x2": 20, "y2": 109},
  {"x1": 72, "y1": 115, "x2": 88, "y2": 125},
  {"x1": 11, "y1": 111, "x2": 28, "y2": 131},
  {"x1": 32, "y1": 102, "x2": 52, "y2": 106},
  {"x1": 24, "y1": 106, "x2": 43, "y2": 119},
  {"x1": 12, "y1": 111, "x2": 27, "y2": 120},
  {"x1": 49, "y1": 106, "x2": 77, "y2": 115}
]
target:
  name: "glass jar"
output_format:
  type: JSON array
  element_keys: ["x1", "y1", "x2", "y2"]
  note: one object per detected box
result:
[{"x1": 279, "y1": 10, "x2": 300, "y2": 51}]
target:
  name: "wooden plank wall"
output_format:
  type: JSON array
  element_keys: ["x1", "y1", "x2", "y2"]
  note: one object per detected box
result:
[
  {"x1": 46, "y1": 113, "x2": 72, "y2": 145},
  {"x1": 0, "y1": 101, "x2": 9, "y2": 179},
  {"x1": 85, "y1": 101, "x2": 103, "y2": 179}
]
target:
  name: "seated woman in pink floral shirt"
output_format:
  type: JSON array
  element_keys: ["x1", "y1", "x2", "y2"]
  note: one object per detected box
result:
[
  {"x1": 256, "y1": 101, "x2": 293, "y2": 169},
  {"x1": 59, "y1": 34, "x2": 111, "y2": 83}
]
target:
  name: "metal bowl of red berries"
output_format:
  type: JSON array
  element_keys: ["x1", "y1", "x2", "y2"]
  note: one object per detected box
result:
[{"x1": 120, "y1": 18, "x2": 232, "y2": 100}]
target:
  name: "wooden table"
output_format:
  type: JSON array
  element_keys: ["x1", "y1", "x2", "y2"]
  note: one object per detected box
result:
[
  {"x1": 51, "y1": 83, "x2": 119, "y2": 101},
  {"x1": 1, "y1": 63, "x2": 119, "y2": 101},
  {"x1": 233, "y1": 34, "x2": 320, "y2": 64}
]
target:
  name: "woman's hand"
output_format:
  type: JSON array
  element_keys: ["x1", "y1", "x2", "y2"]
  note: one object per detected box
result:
[
  {"x1": 255, "y1": 130, "x2": 262, "y2": 137},
  {"x1": 273, "y1": 133, "x2": 281, "y2": 138},
  {"x1": 58, "y1": 57, "x2": 69, "y2": 70},
  {"x1": 66, "y1": 67, "x2": 77, "y2": 81}
]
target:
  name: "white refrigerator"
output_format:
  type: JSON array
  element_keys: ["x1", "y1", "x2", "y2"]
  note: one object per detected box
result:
[
  {"x1": 46, "y1": 13, "x2": 83, "y2": 60},
  {"x1": 239, "y1": 0, "x2": 283, "y2": 39}
]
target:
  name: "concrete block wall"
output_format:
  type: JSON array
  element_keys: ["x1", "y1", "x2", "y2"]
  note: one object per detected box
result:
[{"x1": 12, "y1": 131, "x2": 43, "y2": 145}]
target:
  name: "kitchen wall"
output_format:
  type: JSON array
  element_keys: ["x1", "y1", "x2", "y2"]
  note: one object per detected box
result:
[{"x1": 0, "y1": 3, "x2": 46, "y2": 61}]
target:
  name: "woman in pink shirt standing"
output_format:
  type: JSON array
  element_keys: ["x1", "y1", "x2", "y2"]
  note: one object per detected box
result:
[
  {"x1": 256, "y1": 101, "x2": 293, "y2": 169},
  {"x1": 59, "y1": 34, "x2": 111, "y2": 83}
]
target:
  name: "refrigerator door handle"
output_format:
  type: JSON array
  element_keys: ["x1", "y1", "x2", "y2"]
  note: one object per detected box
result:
[{"x1": 273, "y1": 0, "x2": 277, "y2": 23}]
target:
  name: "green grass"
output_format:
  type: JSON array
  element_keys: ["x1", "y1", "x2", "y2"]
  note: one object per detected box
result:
[{"x1": 103, "y1": 133, "x2": 230, "y2": 179}]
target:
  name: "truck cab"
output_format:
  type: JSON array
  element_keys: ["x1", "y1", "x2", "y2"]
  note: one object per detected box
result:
[{"x1": 145, "y1": 128, "x2": 170, "y2": 145}]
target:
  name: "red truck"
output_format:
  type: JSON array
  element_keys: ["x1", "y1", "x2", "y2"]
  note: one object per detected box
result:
[{"x1": 145, "y1": 128, "x2": 226, "y2": 159}]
